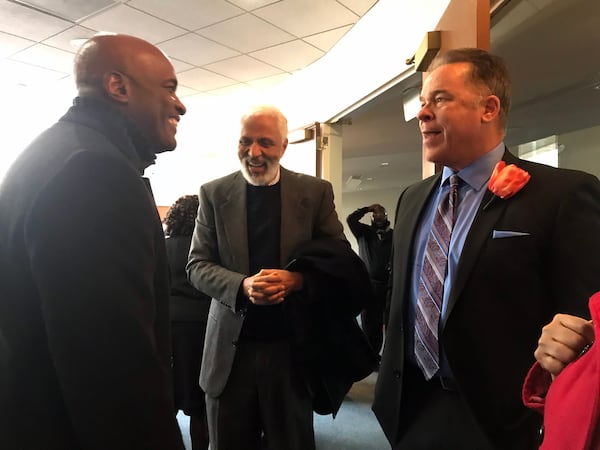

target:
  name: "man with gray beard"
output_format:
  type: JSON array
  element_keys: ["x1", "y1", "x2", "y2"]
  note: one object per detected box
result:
[{"x1": 187, "y1": 105, "x2": 374, "y2": 450}]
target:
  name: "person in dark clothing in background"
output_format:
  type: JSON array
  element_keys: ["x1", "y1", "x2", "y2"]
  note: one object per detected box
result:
[
  {"x1": 347, "y1": 204, "x2": 393, "y2": 356},
  {"x1": 164, "y1": 194, "x2": 211, "y2": 450}
]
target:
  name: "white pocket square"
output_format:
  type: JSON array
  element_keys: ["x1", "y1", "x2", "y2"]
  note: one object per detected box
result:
[{"x1": 492, "y1": 230, "x2": 531, "y2": 239}]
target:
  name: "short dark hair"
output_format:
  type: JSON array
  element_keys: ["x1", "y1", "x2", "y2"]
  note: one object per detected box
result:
[
  {"x1": 430, "y1": 48, "x2": 511, "y2": 128},
  {"x1": 163, "y1": 194, "x2": 198, "y2": 237}
]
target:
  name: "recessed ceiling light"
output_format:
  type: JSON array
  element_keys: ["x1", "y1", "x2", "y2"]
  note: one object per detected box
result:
[
  {"x1": 366, "y1": 177, "x2": 373, "y2": 181},
  {"x1": 380, "y1": 162, "x2": 389, "y2": 167}
]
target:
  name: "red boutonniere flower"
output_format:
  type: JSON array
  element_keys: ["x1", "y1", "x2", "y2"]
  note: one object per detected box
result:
[{"x1": 483, "y1": 161, "x2": 531, "y2": 210}]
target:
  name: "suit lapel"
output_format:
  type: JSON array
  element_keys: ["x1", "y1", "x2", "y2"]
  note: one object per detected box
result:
[
  {"x1": 219, "y1": 173, "x2": 249, "y2": 274},
  {"x1": 280, "y1": 168, "x2": 310, "y2": 264},
  {"x1": 393, "y1": 175, "x2": 441, "y2": 314},
  {"x1": 443, "y1": 149, "x2": 517, "y2": 322}
]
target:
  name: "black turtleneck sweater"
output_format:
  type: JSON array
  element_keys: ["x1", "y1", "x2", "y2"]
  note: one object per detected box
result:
[{"x1": 240, "y1": 182, "x2": 286, "y2": 340}]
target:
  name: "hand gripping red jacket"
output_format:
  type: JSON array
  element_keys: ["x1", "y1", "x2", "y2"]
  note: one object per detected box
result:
[{"x1": 522, "y1": 291, "x2": 600, "y2": 450}]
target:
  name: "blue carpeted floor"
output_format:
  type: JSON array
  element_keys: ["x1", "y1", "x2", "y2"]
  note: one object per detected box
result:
[
  {"x1": 177, "y1": 372, "x2": 390, "y2": 450},
  {"x1": 314, "y1": 372, "x2": 390, "y2": 450}
]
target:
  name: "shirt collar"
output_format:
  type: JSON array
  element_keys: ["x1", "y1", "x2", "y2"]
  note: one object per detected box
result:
[{"x1": 441, "y1": 142, "x2": 505, "y2": 191}]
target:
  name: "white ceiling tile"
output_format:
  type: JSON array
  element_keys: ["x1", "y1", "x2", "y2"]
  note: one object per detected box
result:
[
  {"x1": 255, "y1": 0, "x2": 358, "y2": 37},
  {"x1": 198, "y1": 14, "x2": 294, "y2": 53},
  {"x1": 303, "y1": 25, "x2": 352, "y2": 52},
  {"x1": 204, "y1": 55, "x2": 283, "y2": 82},
  {"x1": 176, "y1": 67, "x2": 237, "y2": 91},
  {"x1": 174, "y1": 84, "x2": 200, "y2": 98},
  {"x1": 42, "y1": 26, "x2": 97, "y2": 52},
  {"x1": 159, "y1": 33, "x2": 240, "y2": 66},
  {"x1": 250, "y1": 40, "x2": 323, "y2": 72},
  {"x1": 205, "y1": 82, "x2": 257, "y2": 98},
  {"x1": 337, "y1": 0, "x2": 378, "y2": 16},
  {"x1": 0, "y1": 1, "x2": 72, "y2": 41},
  {"x1": 79, "y1": 4, "x2": 186, "y2": 43},
  {"x1": 170, "y1": 58, "x2": 194, "y2": 73},
  {"x1": 9, "y1": 43, "x2": 76, "y2": 74},
  {"x1": 246, "y1": 72, "x2": 291, "y2": 90},
  {"x1": 227, "y1": 0, "x2": 280, "y2": 10},
  {"x1": 1, "y1": 59, "x2": 68, "y2": 87},
  {"x1": 127, "y1": 0, "x2": 243, "y2": 31},
  {"x1": 0, "y1": 32, "x2": 35, "y2": 58},
  {"x1": 20, "y1": 0, "x2": 119, "y2": 21}
]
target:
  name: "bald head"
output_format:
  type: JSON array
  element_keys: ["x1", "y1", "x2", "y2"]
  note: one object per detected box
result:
[
  {"x1": 74, "y1": 34, "x2": 167, "y2": 96},
  {"x1": 72, "y1": 33, "x2": 186, "y2": 154}
]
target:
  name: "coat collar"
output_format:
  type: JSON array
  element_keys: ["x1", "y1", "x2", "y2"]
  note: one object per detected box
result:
[{"x1": 59, "y1": 96, "x2": 155, "y2": 174}]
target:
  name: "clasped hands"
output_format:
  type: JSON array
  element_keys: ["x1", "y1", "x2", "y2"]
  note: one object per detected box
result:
[
  {"x1": 243, "y1": 269, "x2": 303, "y2": 305},
  {"x1": 535, "y1": 313, "x2": 595, "y2": 378}
]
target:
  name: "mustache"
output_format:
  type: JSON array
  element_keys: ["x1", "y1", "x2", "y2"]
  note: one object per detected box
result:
[{"x1": 243, "y1": 155, "x2": 277, "y2": 165}]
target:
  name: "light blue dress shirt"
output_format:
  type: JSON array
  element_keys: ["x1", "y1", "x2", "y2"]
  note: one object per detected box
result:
[{"x1": 407, "y1": 142, "x2": 505, "y2": 377}]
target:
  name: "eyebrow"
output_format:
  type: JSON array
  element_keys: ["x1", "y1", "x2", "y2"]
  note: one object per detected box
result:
[{"x1": 420, "y1": 89, "x2": 452, "y2": 101}]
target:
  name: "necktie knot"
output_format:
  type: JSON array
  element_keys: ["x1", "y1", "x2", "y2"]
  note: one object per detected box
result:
[{"x1": 449, "y1": 173, "x2": 460, "y2": 189}]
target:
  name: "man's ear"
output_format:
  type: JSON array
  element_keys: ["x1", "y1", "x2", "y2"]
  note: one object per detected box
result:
[
  {"x1": 104, "y1": 71, "x2": 129, "y2": 103},
  {"x1": 481, "y1": 94, "x2": 500, "y2": 124},
  {"x1": 280, "y1": 138, "x2": 289, "y2": 158}
]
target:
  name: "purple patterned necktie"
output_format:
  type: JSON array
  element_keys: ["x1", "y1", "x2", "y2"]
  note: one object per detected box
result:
[{"x1": 414, "y1": 174, "x2": 460, "y2": 380}]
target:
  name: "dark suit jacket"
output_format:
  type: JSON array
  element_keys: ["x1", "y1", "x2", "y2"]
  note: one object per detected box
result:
[
  {"x1": 186, "y1": 167, "x2": 346, "y2": 398},
  {"x1": 0, "y1": 97, "x2": 183, "y2": 450},
  {"x1": 284, "y1": 238, "x2": 379, "y2": 416},
  {"x1": 166, "y1": 235, "x2": 211, "y2": 322},
  {"x1": 373, "y1": 150, "x2": 600, "y2": 448}
]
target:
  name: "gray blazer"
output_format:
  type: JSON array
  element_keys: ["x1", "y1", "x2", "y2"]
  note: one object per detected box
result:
[{"x1": 187, "y1": 167, "x2": 346, "y2": 397}]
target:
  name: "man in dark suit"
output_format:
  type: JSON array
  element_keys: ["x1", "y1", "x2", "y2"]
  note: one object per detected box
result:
[
  {"x1": 186, "y1": 105, "x2": 372, "y2": 450},
  {"x1": 0, "y1": 34, "x2": 187, "y2": 449},
  {"x1": 372, "y1": 48, "x2": 600, "y2": 449}
]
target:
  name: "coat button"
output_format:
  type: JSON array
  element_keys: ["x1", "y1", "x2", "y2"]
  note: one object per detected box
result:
[
  {"x1": 538, "y1": 424, "x2": 544, "y2": 445},
  {"x1": 232, "y1": 340, "x2": 238, "y2": 347},
  {"x1": 393, "y1": 370, "x2": 401, "y2": 379}
]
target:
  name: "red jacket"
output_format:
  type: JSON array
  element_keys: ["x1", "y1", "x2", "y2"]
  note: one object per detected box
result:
[{"x1": 523, "y1": 291, "x2": 600, "y2": 450}]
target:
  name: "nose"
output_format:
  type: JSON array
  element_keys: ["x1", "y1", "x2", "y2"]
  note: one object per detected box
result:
[
  {"x1": 417, "y1": 104, "x2": 433, "y2": 122},
  {"x1": 173, "y1": 94, "x2": 186, "y2": 116},
  {"x1": 248, "y1": 142, "x2": 262, "y2": 158}
]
